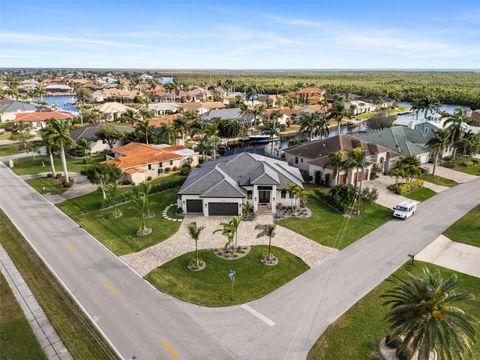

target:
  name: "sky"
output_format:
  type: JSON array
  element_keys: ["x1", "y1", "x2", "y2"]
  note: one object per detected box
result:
[{"x1": 0, "y1": 0, "x2": 479, "y2": 69}]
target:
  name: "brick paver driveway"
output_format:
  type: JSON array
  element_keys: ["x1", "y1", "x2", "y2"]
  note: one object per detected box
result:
[
  {"x1": 363, "y1": 175, "x2": 409, "y2": 209},
  {"x1": 121, "y1": 214, "x2": 338, "y2": 276}
]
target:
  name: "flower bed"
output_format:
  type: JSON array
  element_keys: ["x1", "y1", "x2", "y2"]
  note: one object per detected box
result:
[
  {"x1": 275, "y1": 206, "x2": 311, "y2": 220},
  {"x1": 213, "y1": 246, "x2": 251, "y2": 260}
]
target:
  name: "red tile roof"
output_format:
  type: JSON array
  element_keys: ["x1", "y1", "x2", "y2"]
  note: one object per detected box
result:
[
  {"x1": 149, "y1": 114, "x2": 178, "y2": 127},
  {"x1": 15, "y1": 111, "x2": 73, "y2": 122}
]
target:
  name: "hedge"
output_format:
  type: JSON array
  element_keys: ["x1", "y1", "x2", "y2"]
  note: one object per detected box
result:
[
  {"x1": 101, "y1": 176, "x2": 186, "y2": 208},
  {"x1": 396, "y1": 179, "x2": 424, "y2": 195}
]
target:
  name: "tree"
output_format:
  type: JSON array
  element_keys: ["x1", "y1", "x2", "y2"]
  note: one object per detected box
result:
[
  {"x1": 328, "y1": 101, "x2": 350, "y2": 135},
  {"x1": 134, "y1": 120, "x2": 156, "y2": 144},
  {"x1": 107, "y1": 184, "x2": 122, "y2": 219},
  {"x1": 39, "y1": 127, "x2": 58, "y2": 177},
  {"x1": 410, "y1": 97, "x2": 423, "y2": 120},
  {"x1": 444, "y1": 108, "x2": 467, "y2": 158},
  {"x1": 328, "y1": 184, "x2": 358, "y2": 213},
  {"x1": 287, "y1": 182, "x2": 301, "y2": 209},
  {"x1": 299, "y1": 111, "x2": 329, "y2": 140},
  {"x1": 13, "y1": 122, "x2": 34, "y2": 150},
  {"x1": 42, "y1": 119, "x2": 75, "y2": 184},
  {"x1": 131, "y1": 189, "x2": 151, "y2": 236},
  {"x1": 76, "y1": 138, "x2": 92, "y2": 158},
  {"x1": 213, "y1": 220, "x2": 235, "y2": 251},
  {"x1": 382, "y1": 268, "x2": 477, "y2": 360},
  {"x1": 419, "y1": 95, "x2": 441, "y2": 120},
  {"x1": 138, "y1": 183, "x2": 155, "y2": 218},
  {"x1": 324, "y1": 150, "x2": 345, "y2": 186},
  {"x1": 345, "y1": 147, "x2": 367, "y2": 188},
  {"x1": 255, "y1": 223, "x2": 277, "y2": 263},
  {"x1": 119, "y1": 109, "x2": 140, "y2": 126},
  {"x1": 84, "y1": 163, "x2": 122, "y2": 201},
  {"x1": 203, "y1": 123, "x2": 220, "y2": 159},
  {"x1": 368, "y1": 111, "x2": 396, "y2": 130},
  {"x1": 426, "y1": 128, "x2": 450, "y2": 177},
  {"x1": 244, "y1": 84, "x2": 263, "y2": 109},
  {"x1": 173, "y1": 113, "x2": 192, "y2": 145},
  {"x1": 261, "y1": 118, "x2": 283, "y2": 154},
  {"x1": 76, "y1": 88, "x2": 92, "y2": 104},
  {"x1": 196, "y1": 135, "x2": 213, "y2": 162},
  {"x1": 229, "y1": 216, "x2": 242, "y2": 249},
  {"x1": 187, "y1": 222, "x2": 206, "y2": 269},
  {"x1": 96, "y1": 126, "x2": 124, "y2": 149},
  {"x1": 216, "y1": 119, "x2": 244, "y2": 138}
]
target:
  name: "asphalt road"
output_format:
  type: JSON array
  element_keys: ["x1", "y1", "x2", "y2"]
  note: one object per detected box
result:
[{"x1": 1, "y1": 161, "x2": 479, "y2": 360}]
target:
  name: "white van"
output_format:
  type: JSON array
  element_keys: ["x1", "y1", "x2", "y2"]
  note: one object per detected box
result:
[{"x1": 392, "y1": 200, "x2": 417, "y2": 220}]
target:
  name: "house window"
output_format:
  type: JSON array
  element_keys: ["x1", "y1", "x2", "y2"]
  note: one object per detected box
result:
[
  {"x1": 247, "y1": 190, "x2": 253, "y2": 200},
  {"x1": 295, "y1": 157, "x2": 299, "y2": 164},
  {"x1": 148, "y1": 164, "x2": 152, "y2": 170},
  {"x1": 159, "y1": 162, "x2": 162, "y2": 168},
  {"x1": 301, "y1": 158, "x2": 303, "y2": 163},
  {"x1": 281, "y1": 190, "x2": 287, "y2": 199},
  {"x1": 170, "y1": 160, "x2": 173, "y2": 165}
]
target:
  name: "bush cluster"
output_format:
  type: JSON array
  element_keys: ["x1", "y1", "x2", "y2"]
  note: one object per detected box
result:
[{"x1": 396, "y1": 179, "x2": 424, "y2": 195}]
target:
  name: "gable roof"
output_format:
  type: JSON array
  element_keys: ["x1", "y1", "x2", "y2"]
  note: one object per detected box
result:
[
  {"x1": 0, "y1": 99, "x2": 38, "y2": 113},
  {"x1": 358, "y1": 126, "x2": 433, "y2": 157},
  {"x1": 179, "y1": 152, "x2": 303, "y2": 198},
  {"x1": 15, "y1": 111, "x2": 73, "y2": 122},
  {"x1": 95, "y1": 102, "x2": 136, "y2": 114},
  {"x1": 200, "y1": 107, "x2": 254, "y2": 122}
]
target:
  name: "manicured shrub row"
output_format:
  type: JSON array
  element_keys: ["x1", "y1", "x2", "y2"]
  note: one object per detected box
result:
[
  {"x1": 396, "y1": 179, "x2": 424, "y2": 195},
  {"x1": 101, "y1": 176, "x2": 186, "y2": 208}
]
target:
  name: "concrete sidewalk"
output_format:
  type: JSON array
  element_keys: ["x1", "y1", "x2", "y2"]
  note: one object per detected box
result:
[
  {"x1": 417, "y1": 235, "x2": 480, "y2": 278},
  {"x1": 0, "y1": 243, "x2": 72, "y2": 360}
]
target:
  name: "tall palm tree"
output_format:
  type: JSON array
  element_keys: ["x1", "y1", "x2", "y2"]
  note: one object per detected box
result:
[
  {"x1": 261, "y1": 119, "x2": 283, "y2": 154},
  {"x1": 244, "y1": 84, "x2": 263, "y2": 109},
  {"x1": 444, "y1": 108, "x2": 467, "y2": 158},
  {"x1": 324, "y1": 150, "x2": 345, "y2": 186},
  {"x1": 204, "y1": 123, "x2": 220, "y2": 159},
  {"x1": 43, "y1": 119, "x2": 75, "y2": 184},
  {"x1": 135, "y1": 120, "x2": 155, "y2": 144},
  {"x1": 299, "y1": 111, "x2": 329, "y2": 141},
  {"x1": 255, "y1": 223, "x2": 277, "y2": 262},
  {"x1": 131, "y1": 190, "x2": 151, "y2": 236},
  {"x1": 187, "y1": 222, "x2": 206, "y2": 268},
  {"x1": 287, "y1": 182, "x2": 301, "y2": 209},
  {"x1": 172, "y1": 116, "x2": 190, "y2": 145},
  {"x1": 410, "y1": 97, "x2": 423, "y2": 120},
  {"x1": 229, "y1": 216, "x2": 242, "y2": 249},
  {"x1": 39, "y1": 127, "x2": 58, "y2": 177},
  {"x1": 328, "y1": 101, "x2": 350, "y2": 135},
  {"x1": 419, "y1": 95, "x2": 441, "y2": 120},
  {"x1": 213, "y1": 220, "x2": 235, "y2": 251},
  {"x1": 345, "y1": 147, "x2": 367, "y2": 188},
  {"x1": 382, "y1": 268, "x2": 477, "y2": 360},
  {"x1": 426, "y1": 128, "x2": 450, "y2": 177},
  {"x1": 458, "y1": 131, "x2": 480, "y2": 158},
  {"x1": 196, "y1": 135, "x2": 213, "y2": 162}
]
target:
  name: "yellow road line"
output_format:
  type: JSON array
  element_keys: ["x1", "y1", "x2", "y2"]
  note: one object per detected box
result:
[
  {"x1": 160, "y1": 338, "x2": 181, "y2": 359},
  {"x1": 66, "y1": 244, "x2": 77, "y2": 255},
  {"x1": 103, "y1": 280, "x2": 118, "y2": 296}
]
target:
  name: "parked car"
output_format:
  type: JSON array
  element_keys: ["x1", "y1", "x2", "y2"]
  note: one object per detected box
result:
[{"x1": 392, "y1": 200, "x2": 417, "y2": 220}]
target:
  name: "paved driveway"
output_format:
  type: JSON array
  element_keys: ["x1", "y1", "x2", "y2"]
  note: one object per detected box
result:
[
  {"x1": 422, "y1": 163, "x2": 477, "y2": 183},
  {"x1": 122, "y1": 214, "x2": 338, "y2": 276},
  {"x1": 363, "y1": 175, "x2": 409, "y2": 209},
  {"x1": 416, "y1": 235, "x2": 480, "y2": 278}
]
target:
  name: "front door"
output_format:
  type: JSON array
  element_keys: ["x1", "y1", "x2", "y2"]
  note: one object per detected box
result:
[{"x1": 258, "y1": 190, "x2": 270, "y2": 204}]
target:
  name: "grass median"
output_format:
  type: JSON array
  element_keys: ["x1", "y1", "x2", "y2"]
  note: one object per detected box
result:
[
  {"x1": 443, "y1": 203, "x2": 480, "y2": 247},
  {"x1": 0, "y1": 210, "x2": 119, "y2": 360},
  {"x1": 404, "y1": 187, "x2": 436, "y2": 202}
]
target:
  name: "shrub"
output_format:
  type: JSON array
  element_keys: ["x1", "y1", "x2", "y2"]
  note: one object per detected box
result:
[
  {"x1": 385, "y1": 335, "x2": 402, "y2": 349},
  {"x1": 165, "y1": 167, "x2": 171, "y2": 173},
  {"x1": 359, "y1": 187, "x2": 378, "y2": 204},
  {"x1": 472, "y1": 158, "x2": 480, "y2": 164},
  {"x1": 370, "y1": 164, "x2": 382, "y2": 179},
  {"x1": 396, "y1": 179, "x2": 424, "y2": 195},
  {"x1": 300, "y1": 170, "x2": 312, "y2": 182},
  {"x1": 396, "y1": 347, "x2": 412, "y2": 360},
  {"x1": 180, "y1": 166, "x2": 191, "y2": 176},
  {"x1": 442, "y1": 161, "x2": 455, "y2": 169}
]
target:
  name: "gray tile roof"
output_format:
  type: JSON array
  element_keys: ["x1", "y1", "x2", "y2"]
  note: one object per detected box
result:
[
  {"x1": 0, "y1": 99, "x2": 38, "y2": 113},
  {"x1": 179, "y1": 152, "x2": 303, "y2": 198},
  {"x1": 200, "y1": 107, "x2": 254, "y2": 122},
  {"x1": 70, "y1": 123, "x2": 134, "y2": 141}
]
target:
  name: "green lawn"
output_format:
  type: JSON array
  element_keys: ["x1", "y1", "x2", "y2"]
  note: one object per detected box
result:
[
  {"x1": 0, "y1": 143, "x2": 22, "y2": 157},
  {"x1": 404, "y1": 187, "x2": 436, "y2": 202},
  {"x1": 57, "y1": 188, "x2": 181, "y2": 255},
  {"x1": 443, "y1": 204, "x2": 480, "y2": 247},
  {"x1": 0, "y1": 273, "x2": 46, "y2": 360},
  {"x1": 9, "y1": 153, "x2": 104, "y2": 175},
  {"x1": 307, "y1": 261, "x2": 480, "y2": 360},
  {"x1": 26, "y1": 176, "x2": 68, "y2": 195},
  {"x1": 451, "y1": 160, "x2": 480, "y2": 176},
  {"x1": 0, "y1": 211, "x2": 118, "y2": 359},
  {"x1": 419, "y1": 173, "x2": 458, "y2": 187},
  {"x1": 0, "y1": 131, "x2": 12, "y2": 140},
  {"x1": 146, "y1": 245, "x2": 309, "y2": 307},
  {"x1": 279, "y1": 196, "x2": 392, "y2": 249}
]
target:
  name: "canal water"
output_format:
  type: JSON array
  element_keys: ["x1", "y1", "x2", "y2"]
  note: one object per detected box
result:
[{"x1": 36, "y1": 95, "x2": 79, "y2": 115}]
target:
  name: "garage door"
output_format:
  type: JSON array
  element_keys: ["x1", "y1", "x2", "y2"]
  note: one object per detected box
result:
[
  {"x1": 208, "y1": 202, "x2": 238, "y2": 216},
  {"x1": 186, "y1": 199, "x2": 203, "y2": 213}
]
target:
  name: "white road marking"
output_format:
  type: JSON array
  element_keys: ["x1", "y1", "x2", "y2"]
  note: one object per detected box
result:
[{"x1": 241, "y1": 304, "x2": 276, "y2": 327}]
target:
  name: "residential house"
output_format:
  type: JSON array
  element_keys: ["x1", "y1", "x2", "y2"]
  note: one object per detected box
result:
[
  {"x1": 105, "y1": 142, "x2": 199, "y2": 185},
  {"x1": 359, "y1": 126, "x2": 440, "y2": 164},
  {"x1": 187, "y1": 87, "x2": 212, "y2": 102},
  {"x1": 17, "y1": 80, "x2": 39, "y2": 93},
  {"x1": 294, "y1": 104, "x2": 331, "y2": 121},
  {"x1": 15, "y1": 111, "x2": 73, "y2": 130},
  {"x1": 284, "y1": 134, "x2": 399, "y2": 186},
  {"x1": 103, "y1": 88, "x2": 137, "y2": 103},
  {"x1": 0, "y1": 98, "x2": 39, "y2": 122},
  {"x1": 178, "y1": 152, "x2": 303, "y2": 216},
  {"x1": 289, "y1": 87, "x2": 325, "y2": 105},
  {"x1": 203, "y1": 102, "x2": 226, "y2": 110},
  {"x1": 45, "y1": 84, "x2": 72, "y2": 94},
  {"x1": 345, "y1": 100, "x2": 376, "y2": 115},
  {"x1": 358, "y1": 95, "x2": 395, "y2": 109},
  {"x1": 141, "y1": 102, "x2": 179, "y2": 116},
  {"x1": 264, "y1": 108, "x2": 292, "y2": 125},
  {"x1": 178, "y1": 102, "x2": 211, "y2": 114},
  {"x1": 200, "y1": 107, "x2": 255, "y2": 126},
  {"x1": 95, "y1": 102, "x2": 137, "y2": 121},
  {"x1": 70, "y1": 123, "x2": 134, "y2": 154},
  {"x1": 148, "y1": 114, "x2": 179, "y2": 127}
]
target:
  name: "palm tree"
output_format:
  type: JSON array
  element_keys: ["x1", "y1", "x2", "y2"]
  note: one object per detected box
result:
[
  {"x1": 328, "y1": 101, "x2": 350, "y2": 135},
  {"x1": 172, "y1": 116, "x2": 190, "y2": 146},
  {"x1": 39, "y1": 127, "x2": 58, "y2": 177},
  {"x1": 229, "y1": 216, "x2": 242, "y2": 249},
  {"x1": 345, "y1": 147, "x2": 367, "y2": 188},
  {"x1": 324, "y1": 150, "x2": 344, "y2": 186},
  {"x1": 444, "y1": 108, "x2": 467, "y2": 158},
  {"x1": 244, "y1": 84, "x2": 263, "y2": 109},
  {"x1": 43, "y1": 119, "x2": 75, "y2": 184},
  {"x1": 410, "y1": 97, "x2": 423, "y2": 120},
  {"x1": 186, "y1": 222, "x2": 206, "y2": 269},
  {"x1": 108, "y1": 184, "x2": 122, "y2": 219},
  {"x1": 419, "y1": 95, "x2": 441, "y2": 120},
  {"x1": 204, "y1": 123, "x2": 220, "y2": 159},
  {"x1": 382, "y1": 268, "x2": 477, "y2": 360},
  {"x1": 76, "y1": 138, "x2": 92, "y2": 159},
  {"x1": 426, "y1": 128, "x2": 450, "y2": 177},
  {"x1": 299, "y1": 111, "x2": 329, "y2": 140},
  {"x1": 138, "y1": 183, "x2": 154, "y2": 218},
  {"x1": 196, "y1": 135, "x2": 213, "y2": 162},
  {"x1": 261, "y1": 119, "x2": 283, "y2": 154},
  {"x1": 287, "y1": 182, "x2": 301, "y2": 209},
  {"x1": 458, "y1": 131, "x2": 480, "y2": 158},
  {"x1": 35, "y1": 84, "x2": 46, "y2": 102},
  {"x1": 255, "y1": 223, "x2": 277, "y2": 262},
  {"x1": 213, "y1": 220, "x2": 235, "y2": 251},
  {"x1": 135, "y1": 120, "x2": 155, "y2": 144}
]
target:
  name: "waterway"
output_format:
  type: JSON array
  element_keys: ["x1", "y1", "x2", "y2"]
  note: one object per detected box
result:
[{"x1": 36, "y1": 95, "x2": 79, "y2": 115}]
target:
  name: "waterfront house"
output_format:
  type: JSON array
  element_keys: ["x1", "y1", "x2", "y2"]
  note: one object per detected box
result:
[
  {"x1": 284, "y1": 134, "x2": 399, "y2": 186},
  {"x1": 358, "y1": 95, "x2": 395, "y2": 109},
  {"x1": 70, "y1": 123, "x2": 134, "y2": 154},
  {"x1": 95, "y1": 102, "x2": 137, "y2": 121},
  {"x1": 288, "y1": 87, "x2": 326, "y2": 105},
  {"x1": 105, "y1": 142, "x2": 199, "y2": 185},
  {"x1": 178, "y1": 152, "x2": 303, "y2": 216},
  {"x1": 141, "y1": 102, "x2": 179, "y2": 116},
  {"x1": 345, "y1": 100, "x2": 376, "y2": 115},
  {"x1": 44, "y1": 84, "x2": 72, "y2": 94},
  {"x1": 15, "y1": 111, "x2": 73, "y2": 130},
  {"x1": 200, "y1": 107, "x2": 255, "y2": 125},
  {"x1": 0, "y1": 98, "x2": 38, "y2": 122}
]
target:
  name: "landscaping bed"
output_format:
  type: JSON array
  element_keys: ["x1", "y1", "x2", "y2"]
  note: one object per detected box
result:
[
  {"x1": 443, "y1": 204, "x2": 480, "y2": 247},
  {"x1": 279, "y1": 195, "x2": 391, "y2": 249},
  {"x1": 0, "y1": 273, "x2": 46, "y2": 360},
  {"x1": 26, "y1": 176, "x2": 70, "y2": 195},
  {"x1": 57, "y1": 188, "x2": 181, "y2": 255},
  {"x1": 307, "y1": 261, "x2": 480, "y2": 360},
  {"x1": 145, "y1": 245, "x2": 309, "y2": 307}
]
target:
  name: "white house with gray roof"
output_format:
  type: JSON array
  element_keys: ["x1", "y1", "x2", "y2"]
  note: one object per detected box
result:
[
  {"x1": 200, "y1": 107, "x2": 255, "y2": 125},
  {"x1": 0, "y1": 98, "x2": 38, "y2": 122},
  {"x1": 178, "y1": 152, "x2": 303, "y2": 216}
]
